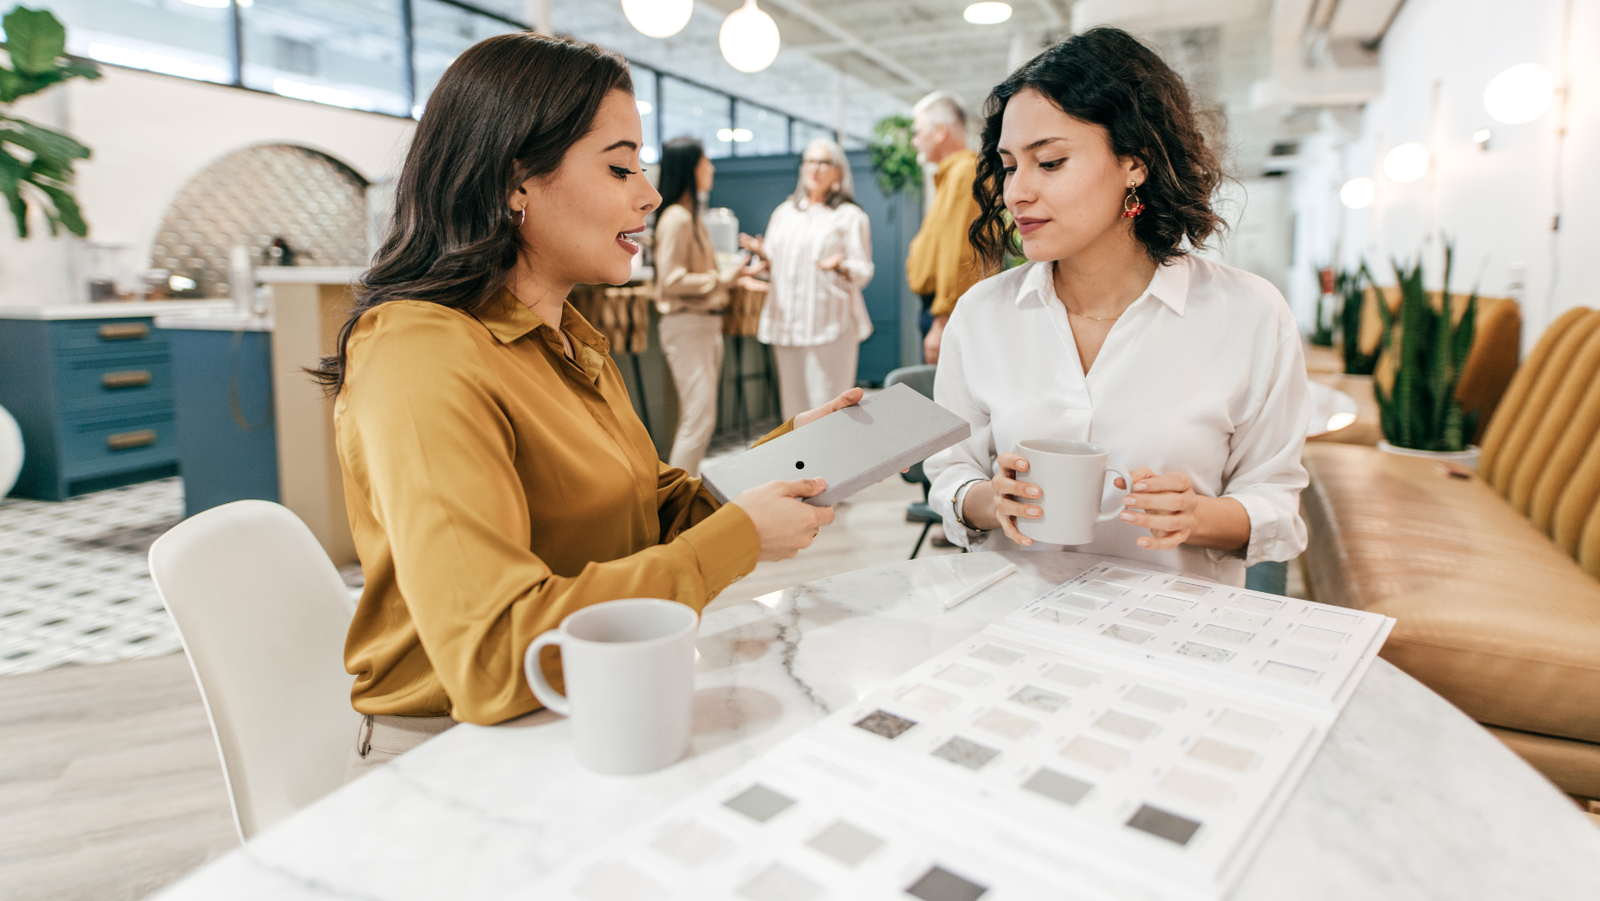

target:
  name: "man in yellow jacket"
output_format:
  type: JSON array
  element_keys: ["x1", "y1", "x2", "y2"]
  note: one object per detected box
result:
[{"x1": 905, "y1": 91, "x2": 983, "y2": 365}]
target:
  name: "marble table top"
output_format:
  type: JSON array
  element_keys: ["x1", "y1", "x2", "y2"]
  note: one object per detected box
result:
[{"x1": 155, "y1": 551, "x2": 1600, "y2": 900}]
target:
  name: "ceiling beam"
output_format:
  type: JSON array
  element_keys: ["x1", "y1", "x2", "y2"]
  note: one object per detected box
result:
[{"x1": 760, "y1": 0, "x2": 934, "y2": 90}]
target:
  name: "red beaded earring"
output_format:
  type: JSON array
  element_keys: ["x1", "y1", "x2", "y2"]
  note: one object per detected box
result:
[{"x1": 1122, "y1": 183, "x2": 1145, "y2": 218}]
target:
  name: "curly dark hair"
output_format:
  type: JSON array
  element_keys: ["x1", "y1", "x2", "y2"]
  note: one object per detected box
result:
[{"x1": 969, "y1": 27, "x2": 1225, "y2": 272}]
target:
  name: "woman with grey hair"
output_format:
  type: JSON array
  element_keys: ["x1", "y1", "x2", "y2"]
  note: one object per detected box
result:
[{"x1": 740, "y1": 139, "x2": 874, "y2": 420}]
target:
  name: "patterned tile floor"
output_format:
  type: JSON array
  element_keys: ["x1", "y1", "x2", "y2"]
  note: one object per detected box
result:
[{"x1": 0, "y1": 478, "x2": 187, "y2": 676}]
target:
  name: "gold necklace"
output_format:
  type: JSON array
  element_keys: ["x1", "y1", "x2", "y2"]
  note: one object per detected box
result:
[{"x1": 1068, "y1": 308, "x2": 1121, "y2": 322}]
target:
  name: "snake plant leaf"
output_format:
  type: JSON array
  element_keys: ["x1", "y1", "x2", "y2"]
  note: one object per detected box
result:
[{"x1": 2, "y1": 7, "x2": 67, "y2": 77}]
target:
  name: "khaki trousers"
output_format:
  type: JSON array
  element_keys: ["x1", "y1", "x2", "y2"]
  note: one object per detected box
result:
[
  {"x1": 345, "y1": 714, "x2": 456, "y2": 782},
  {"x1": 772, "y1": 333, "x2": 860, "y2": 422},
  {"x1": 659, "y1": 312, "x2": 725, "y2": 477}
]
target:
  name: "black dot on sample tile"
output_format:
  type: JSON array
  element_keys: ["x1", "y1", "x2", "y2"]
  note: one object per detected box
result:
[
  {"x1": 853, "y1": 709, "x2": 917, "y2": 740},
  {"x1": 1021, "y1": 768, "x2": 1093, "y2": 806},
  {"x1": 721, "y1": 784, "x2": 796, "y2": 823},
  {"x1": 905, "y1": 865, "x2": 989, "y2": 901},
  {"x1": 1126, "y1": 803, "x2": 1202, "y2": 846}
]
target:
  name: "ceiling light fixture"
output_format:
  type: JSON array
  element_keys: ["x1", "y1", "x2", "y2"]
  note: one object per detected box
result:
[
  {"x1": 1382, "y1": 143, "x2": 1428, "y2": 184},
  {"x1": 621, "y1": 0, "x2": 693, "y2": 39},
  {"x1": 1483, "y1": 63, "x2": 1555, "y2": 124},
  {"x1": 964, "y1": 2, "x2": 1012, "y2": 24},
  {"x1": 1339, "y1": 177, "x2": 1375, "y2": 209},
  {"x1": 719, "y1": 0, "x2": 780, "y2": 73}
]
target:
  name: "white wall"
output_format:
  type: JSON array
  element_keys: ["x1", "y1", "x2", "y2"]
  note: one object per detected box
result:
[
  {"x1": 0, "y1": 67, "x2": 416, "y2": 306},
  {"x1": 1200, "y1": 175, "x2": 1295, "y2": 301},
  {"x1": 1300, "y1": 0, "x2": 1599, "y2": 349}
]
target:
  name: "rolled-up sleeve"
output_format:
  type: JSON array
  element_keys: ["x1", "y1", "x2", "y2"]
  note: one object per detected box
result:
[
  {"x1": 1213, "y1": 327, "x2": 1311, "y2": 567},
  {"x1": 925, "y1": 308, "x2": 994, "y2": 548}
]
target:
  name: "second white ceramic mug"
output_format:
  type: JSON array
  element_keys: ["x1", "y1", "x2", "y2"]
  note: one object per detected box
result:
[
  {"x1": 524, "y1": 599, "x2": 698, "y2": 775},
  {"x1": 1012, "y1": 438, "x2": 1129, "y2": 546}
]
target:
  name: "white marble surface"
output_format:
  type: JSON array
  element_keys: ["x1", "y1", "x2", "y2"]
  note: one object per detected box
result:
[
  {"x1": 0, "y1": 300, "x2": 232, "y2": 320},
  {"x1": 153, "y1": 308, "x2": 274, "y2": 332},
  {"x1": 154, "y1": 552, "x2": 1600, "y2": 900}
]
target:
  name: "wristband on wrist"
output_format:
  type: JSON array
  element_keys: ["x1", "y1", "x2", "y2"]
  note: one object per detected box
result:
[{"x1": 952, "y1": 478, "x2": 991, "y2": 533}]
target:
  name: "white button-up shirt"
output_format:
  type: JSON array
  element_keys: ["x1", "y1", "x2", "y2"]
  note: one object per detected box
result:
[
  {"x1": 925, "y1": 255, "x2": 1310, "y2": 586},
  {"x1": 757, "y1": 198, "x2": 875, "y2": 347}
]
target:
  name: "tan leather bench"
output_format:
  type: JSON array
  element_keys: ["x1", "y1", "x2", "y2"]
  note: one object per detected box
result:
[{"x1": 1302, "y1": 306, "x2": 1600, "y2": 799}]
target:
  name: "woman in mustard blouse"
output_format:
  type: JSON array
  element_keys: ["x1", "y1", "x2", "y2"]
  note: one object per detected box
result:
[{"x1": 317, "y1": 33, "x2": 854, "y2": 777}]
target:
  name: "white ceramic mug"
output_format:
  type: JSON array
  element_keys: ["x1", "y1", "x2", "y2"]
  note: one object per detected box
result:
[
  {"x1": 1012, "y1": 438, "x2": 1129, "y2": 546},
  {"x1": 524, "y1": 599, "x2": 698, "y2": 775}
]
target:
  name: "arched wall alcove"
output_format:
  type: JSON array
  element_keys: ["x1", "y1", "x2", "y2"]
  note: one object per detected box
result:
[{"x1": 148, "y1": 143, "x2": 370, "y2": 297}]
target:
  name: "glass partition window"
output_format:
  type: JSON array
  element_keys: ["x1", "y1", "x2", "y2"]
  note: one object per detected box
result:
[
  {"x1": 411, "y1": 0, "x2": 520, "y2": 115},
  {"x1": 661, "y1": 76, "x2": 733, "y2": 159},
  {"x1": 792, "y1": 121, "x2": 839, "y2": 153},
  {"x1": 632, "y1": 66, "x2": 659, "y2": 164},
  {"x1": 733, "y1": 101, "x2": 788, "y2": 156},
  {"x1": 51, "y1": 0, "x2": 233, "y2": 84},
  {"x1": 239, "y1": 0, "x2": 409, "y2": 116}
]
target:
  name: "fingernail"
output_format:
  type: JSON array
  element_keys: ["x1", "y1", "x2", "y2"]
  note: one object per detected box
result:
[
  {"x1": 1016, "y1": 461, "x2": 1028, "y2": 471},
  {"x1": 1027, "y1": 487, "x2": 1040, "y2": 497},
  {"x1": 1123, "y1": 496, "x2": 1136, "y2": 505},
  {"x1": 1134, "y1": 482, "x2": 1148, "y2": 491},
  {"x1": 816, "y1": 478, "x2": 827, "y2": 487},
  {"x1": 1120, "y1": 512, "x2": 1136, "y2": 522},
  {"x1": 1027, "y1": 507, "x2": 1041, "y2": 517},
  {"x1": 1137, "y1": 538, "x2": 1150, "y2": 547}
]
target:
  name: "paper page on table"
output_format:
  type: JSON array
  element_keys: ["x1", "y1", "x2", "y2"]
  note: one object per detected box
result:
[
  {"x1": 1000, "y1": 563, "x2": 1395, "y2": 713},
  {"x1": 805, "y1": 629, "x2": 1323, "y2": 899},
  {"x1": 526, "y1": 745, "x2": 1115, "y2": 901}
]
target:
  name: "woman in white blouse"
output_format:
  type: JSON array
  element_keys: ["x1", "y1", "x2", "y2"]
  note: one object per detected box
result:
[
  {"x1": 740, "y1": 139, "x2": 874, "y2": 420},
  {"x1": 925, "y1": 27, "x2": 1310, "y2": 586}
]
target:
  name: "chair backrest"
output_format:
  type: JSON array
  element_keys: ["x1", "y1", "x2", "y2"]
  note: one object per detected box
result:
[
  {"x1": 884, "y1": 365, "x2": 939, "y2": 485},
  {"x1": 148, "y1": 500, "x2": 359, "y2": 840},
  {"x1": 1475, "y1": 307, "x2": 1600, "y2": 577}
]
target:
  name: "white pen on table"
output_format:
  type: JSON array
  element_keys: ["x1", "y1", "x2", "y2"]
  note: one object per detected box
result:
[{"x1": 940, "y1": 563, "x2": 1020, "y2": 612}]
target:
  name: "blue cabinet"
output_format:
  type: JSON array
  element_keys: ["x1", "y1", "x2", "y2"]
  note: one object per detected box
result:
[
  {"x1": 167, "y1": 328, "x2": 279, "y2": 518},
  {"x1": 0, "y1": 317, "x2": 180, "y2": 499}
]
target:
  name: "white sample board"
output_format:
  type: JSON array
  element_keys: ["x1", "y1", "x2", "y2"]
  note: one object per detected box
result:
[
  {"x1": 699, "y1": 383, "x2": 971, "y2": 507},
  {"x1": 530, "y1": 565, "x2": 1394, "y2": 901}
]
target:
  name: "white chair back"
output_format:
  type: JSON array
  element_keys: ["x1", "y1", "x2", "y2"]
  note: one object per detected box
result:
[
  {"x1": 0, "y1": 403, "x2": 23, "y2": 497},
  {"x1": 148, "y1": 500, "x2": 359, "y2": 841}
]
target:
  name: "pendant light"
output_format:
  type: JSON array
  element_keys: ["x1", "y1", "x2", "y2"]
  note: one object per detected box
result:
[
  {"x1": 621, "y1": 0, "x2": 693, "y2": 39},
  {"x1": 1339, "y1": 177, "x2": 1375, "y2": 210},
  {"x1": 1483, "y1": 63, "x2": 1555, "y2": 124},
  {"x1": 1383, "y1": 143, "x2": 1428, "y2": 184},
  {"x1": 720, "y1": 0, "x2": 781, "y2": 73}
]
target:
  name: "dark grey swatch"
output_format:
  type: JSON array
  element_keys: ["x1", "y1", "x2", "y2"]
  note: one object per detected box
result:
[
  {"x1": 906, "y1": 865, "x2": 989, "y2": 901},
  {"x1": 1126, "y1": 803, "x2": 1202, "y2": 846},
  {"x1": 1020, "y1": 768, "x2": 1093, "y2": 806},
  {"x1": 931, "y1": 736, "x2": 1000, "y2": 770},
  {"x1": 853, "y1": 709, "x2": 917, "y2": 740},
  {"x1": 722, "y1": 784, "x2": 797, "y2": 823}
]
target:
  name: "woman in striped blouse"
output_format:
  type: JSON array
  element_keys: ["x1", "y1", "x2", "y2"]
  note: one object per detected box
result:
[{"x1": 740, "y1": 139, "x2": 875, "y2": 420}]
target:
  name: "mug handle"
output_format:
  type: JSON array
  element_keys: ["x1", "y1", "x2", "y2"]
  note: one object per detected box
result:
[
  {"x1": 524, "y1": 632, "x2": 571, "y2": 716},
  {"x1": 1095, "y1": 469, "x2": 1131, "y2": 523}
]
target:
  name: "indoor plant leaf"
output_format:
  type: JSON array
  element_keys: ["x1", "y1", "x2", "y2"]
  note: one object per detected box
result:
[{"x1": 2, "y1": 6, "x2": 68, "y2": 76}]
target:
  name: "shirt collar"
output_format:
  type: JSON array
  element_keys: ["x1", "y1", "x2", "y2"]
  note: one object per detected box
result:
[
  {"x1": 1016, "y1": 256, "x2": 1191, "y2": 316},
  {"x1": 476, "y1": 287, "x2": 611, "y2": 355},
  {"x1": 932, "y1": 148, "x2": 976, "y2": 186}
]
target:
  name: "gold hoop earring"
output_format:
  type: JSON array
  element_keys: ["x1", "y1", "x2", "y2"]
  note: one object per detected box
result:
[{"x1": 1121, "y1": 184, "x2": 1145, "y2": 218}]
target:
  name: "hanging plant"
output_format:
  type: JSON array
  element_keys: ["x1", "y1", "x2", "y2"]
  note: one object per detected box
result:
[
  {"x1": 0, "y1": 5, "x2": 101, "y2": 238},
  {"x1": 868, "y1": 114, "x2": 921, "y2": 199}
]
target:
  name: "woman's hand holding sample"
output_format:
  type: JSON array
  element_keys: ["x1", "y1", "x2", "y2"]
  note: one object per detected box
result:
[
  {"x1": 793, "y1": 386, "x2": 864, "y2": 429},
  {"x1": 733, "y1": 478, "x2": 834, "y2": 561}
]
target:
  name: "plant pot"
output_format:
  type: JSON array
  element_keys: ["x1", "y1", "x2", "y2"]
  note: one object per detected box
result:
[{"x1": 1377, "y1": 440, "x2": 1480, "y2": 470}]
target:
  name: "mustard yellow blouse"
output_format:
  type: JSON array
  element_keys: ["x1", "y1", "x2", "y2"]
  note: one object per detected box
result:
[{"x1": 335, "y1": 289, "x2": 777, "y2": 725}]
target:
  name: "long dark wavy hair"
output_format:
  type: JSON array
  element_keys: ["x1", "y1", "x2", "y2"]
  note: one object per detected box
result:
[
  {"x1": 312, "y1": 32, "x2": 632, "y2": 393},
  {"x1": 655, "y1": 136, "x2": 705, "y2": 227},
  {"x1": 969, "y1": 27, "x2": 1225, "y2": 272}
]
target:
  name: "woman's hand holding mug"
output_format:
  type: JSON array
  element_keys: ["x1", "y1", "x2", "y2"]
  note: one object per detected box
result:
[
  {"x1": 1116, "y1": 468, "x2": 1200, "y2": 550},
  {"x1": 962, "y1": 451, "x2": 1043, "y2": 546}
]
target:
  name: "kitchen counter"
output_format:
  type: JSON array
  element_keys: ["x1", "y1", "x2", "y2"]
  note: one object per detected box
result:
[{"x1": 0, "y1": 300, "x2": 233, "y2": 321}]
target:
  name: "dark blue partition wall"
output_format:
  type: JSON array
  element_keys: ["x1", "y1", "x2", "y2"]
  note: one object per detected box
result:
[{"x1": 708, "y1": 150, "x2": 922, "y2": 385}]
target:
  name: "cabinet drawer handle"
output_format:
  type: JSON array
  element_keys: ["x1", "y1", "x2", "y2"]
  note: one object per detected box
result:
[
  {"x1": 97, "y1": 323, "x2": 149, "y2": 341},
  {"x1": 102, "y1": 370, "x2": 153, "y2": 389},
  {"x1": 106, "y1": 429, "x2": 157, "y2": 451}
]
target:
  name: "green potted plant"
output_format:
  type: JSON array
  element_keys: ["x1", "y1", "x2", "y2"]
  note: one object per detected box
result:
[
  {"x1": 1373, "y1": 242, "x2": 1480, "y2": 466},
  {"x1": 868, "y1": 114, "x2": 921, "y2": 199},
  {"x1": 0, "y1": 5, "x2": 100, "y2": 238},
  {"x1": 1309, "y1": 266, "x2": 1334, "y2": 347},
  {"x1": 1336, "y1": 262, "x2": 1379, "y2": 376}
]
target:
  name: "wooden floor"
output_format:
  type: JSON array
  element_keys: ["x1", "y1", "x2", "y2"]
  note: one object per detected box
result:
[{"x1": 0, "y1": 476, "x2": 953, "y2": 899}]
